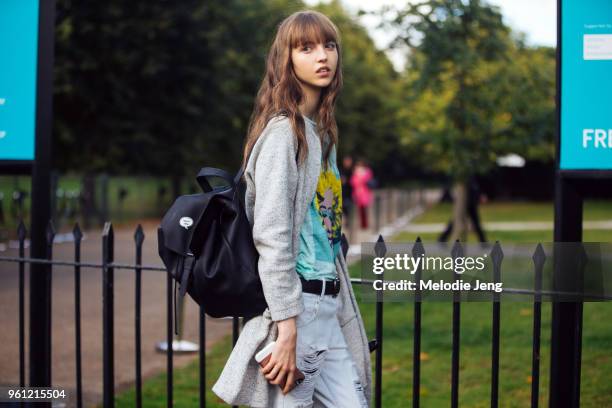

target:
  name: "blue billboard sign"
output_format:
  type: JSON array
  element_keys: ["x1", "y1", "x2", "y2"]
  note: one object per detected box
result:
[
  {"x1": 0, "y1": 0, "x2": 39, "y2": 161},
  {"x1": 560, "y1": 0, "x2": 612, "y2": 169}
]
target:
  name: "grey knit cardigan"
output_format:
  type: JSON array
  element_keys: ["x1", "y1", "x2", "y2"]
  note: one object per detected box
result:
[{"x1": 212, "y1": 115, "x2": 372, "y2": 407}]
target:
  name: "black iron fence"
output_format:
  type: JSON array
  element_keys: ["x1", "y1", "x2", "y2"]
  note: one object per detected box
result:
[
  {"x1": 0, "y1": 221, "x2": 383, "y2": 408},
  {"x1": 0, "y1": 220, "x2": 594, "y2": 407}
]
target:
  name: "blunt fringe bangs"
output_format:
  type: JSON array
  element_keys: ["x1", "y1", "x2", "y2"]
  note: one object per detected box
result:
[{"x1": 286, "y1": 12, "x2": 340, "y2": 50}]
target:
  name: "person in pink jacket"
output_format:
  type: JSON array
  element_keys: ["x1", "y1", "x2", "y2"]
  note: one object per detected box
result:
[{"x1": 350, "y1": 160, "x2": 375, "y2": 229}]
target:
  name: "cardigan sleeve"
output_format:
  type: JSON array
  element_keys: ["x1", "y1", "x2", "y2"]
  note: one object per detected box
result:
[{"x1": 250, "y1": 118, "x2": 304, "y2": 322}]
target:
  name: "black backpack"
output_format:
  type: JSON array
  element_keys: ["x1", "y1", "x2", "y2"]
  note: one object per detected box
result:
[{"x1": 157, "y1": 167, "x2": 267, "y2": 334}]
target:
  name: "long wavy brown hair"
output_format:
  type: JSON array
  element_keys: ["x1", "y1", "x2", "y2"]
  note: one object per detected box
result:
[{"x1": 242, "y1": 10, "x2": 343, "y2": 169}]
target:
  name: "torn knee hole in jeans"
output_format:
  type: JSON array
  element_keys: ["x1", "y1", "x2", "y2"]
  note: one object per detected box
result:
[
  {"x1": 353, "y1": 379, "x2": 369, "y2": 407},
  {"x1": 292, "y1": 349, "x2": 327, "y2": 401},
  {"x1": 302, "y1": 349, "x2": 326, "y2": 375}
]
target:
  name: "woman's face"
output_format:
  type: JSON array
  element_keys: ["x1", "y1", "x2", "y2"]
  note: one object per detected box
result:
[{"x1": 291, "y1": 40, "x2": 338, "y2": 89}]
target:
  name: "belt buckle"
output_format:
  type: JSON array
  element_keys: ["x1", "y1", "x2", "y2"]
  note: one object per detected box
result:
[{"x1": 332, "y1": 279, "x2": 340, "y2": 297}]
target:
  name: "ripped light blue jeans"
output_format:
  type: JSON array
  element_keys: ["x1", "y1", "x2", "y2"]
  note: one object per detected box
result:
[{"x1": 269, "y1": 280, "x2": 369, "y2": 408}]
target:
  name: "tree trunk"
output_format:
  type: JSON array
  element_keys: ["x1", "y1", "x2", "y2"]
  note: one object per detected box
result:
[
  {"x1": 450, "y1": 181, "x2": 469, "y2": 243},
  {"x1": 81, "y1": 173, "x2": 97, "y2": 230}
]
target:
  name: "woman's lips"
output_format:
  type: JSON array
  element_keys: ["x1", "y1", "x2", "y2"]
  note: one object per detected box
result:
[{"x1": 316, "y1": 69, "x2": 331, "y2": 77}]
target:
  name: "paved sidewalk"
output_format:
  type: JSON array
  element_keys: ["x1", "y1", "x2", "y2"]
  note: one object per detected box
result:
[{"x1": 0, "y1": 221, "x2": 232, "y2": 407}]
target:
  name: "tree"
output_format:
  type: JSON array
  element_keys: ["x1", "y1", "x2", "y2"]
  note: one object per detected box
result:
[
  {"x1": 54, "y1": 0, "x2": 307, "y2": 195},
  {"x1": 388, "y1": 0, "x2": 551, "y2": 241},
  {"x1": 499, "y1": 46, "x2": 556, "y2": 162}
]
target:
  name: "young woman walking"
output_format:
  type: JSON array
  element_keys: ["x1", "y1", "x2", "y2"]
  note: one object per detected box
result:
[{"x1": 212, "y1": 10, "x2": 372, "y2": 408}]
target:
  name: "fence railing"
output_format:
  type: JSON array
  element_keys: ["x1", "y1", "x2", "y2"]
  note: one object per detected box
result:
[
  {"x1": 0, "y1": 219, "x2": 592, "y2": 408},
  {"x1": 0, "y1": 221, "x2": 385, "y2": 408},
  {"x1": 342, "y1": 187, "x2": 437, "y2": 243}
]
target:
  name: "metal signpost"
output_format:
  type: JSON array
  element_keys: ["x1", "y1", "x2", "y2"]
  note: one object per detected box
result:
[
  {"x1": 552, "y1": 1, "x2": 612, "y2": 407},
  {"x1": 0, "y1": 0, "x2": 55, "y2": 396}
]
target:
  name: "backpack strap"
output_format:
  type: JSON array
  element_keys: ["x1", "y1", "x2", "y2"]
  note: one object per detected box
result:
[
  {"x1": 196, "y1": 167, "x2": 235, "y2": 193},
  {"x1": 179, "y1": 253, "x2": 195, "y2": 297},
  {"x1": 196, "y1": 166, "x2": 246, "y2": 193},
  {"x1": 173, "y1": 253, "x2": 196, "y2": 335},
  {"x1": 233, "y1": 165, "x2": 245, "y2": 185}
]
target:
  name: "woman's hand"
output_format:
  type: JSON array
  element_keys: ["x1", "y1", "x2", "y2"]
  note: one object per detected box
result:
[{"x1": 260, "y1": 317, "x2": 300, "y2": 395}]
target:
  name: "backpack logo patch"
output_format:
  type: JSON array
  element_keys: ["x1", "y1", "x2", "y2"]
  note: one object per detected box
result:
[{"x1": 179, "y1": 217, "x2": 194, "y2": 230}]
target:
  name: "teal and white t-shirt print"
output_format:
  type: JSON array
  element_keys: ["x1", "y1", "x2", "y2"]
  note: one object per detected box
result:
[{"x1": 296, "y1": 142, "x2": 343, "y2": 281}]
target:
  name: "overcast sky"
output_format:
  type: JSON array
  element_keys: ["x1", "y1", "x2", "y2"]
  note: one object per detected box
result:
[{"x1": 303, "y1": 0, "x2": 557, "y2": 71}]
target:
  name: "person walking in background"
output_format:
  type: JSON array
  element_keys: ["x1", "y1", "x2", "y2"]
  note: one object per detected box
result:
[
  {"x1": 350, "y1": 159, "x2": 374, "y2": 230},
  {"x1": 340, "y1": 155, "x2": 354, "y2": 223},
  {"x1": 438, "y1": 176, "x2": 488, "y2": 243}
]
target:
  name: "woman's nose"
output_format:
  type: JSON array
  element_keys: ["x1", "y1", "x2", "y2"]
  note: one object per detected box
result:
[{"x1": 315, "y1": 45, "x2": 327, "y2": 61}]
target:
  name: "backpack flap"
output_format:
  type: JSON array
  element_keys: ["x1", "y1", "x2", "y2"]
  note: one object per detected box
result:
[
  {"x1": 157, "y1": 227, "x2": 178, "y2": 276},
  {"x1": 160, "y1": 193, "x2": 213, "y2": 257},
  {"x1": 158, "y1": 193, "x2": 213, "y2": 306},
  {"x1": 158, "y1": 226, "x2": 198, "y2": 335}
]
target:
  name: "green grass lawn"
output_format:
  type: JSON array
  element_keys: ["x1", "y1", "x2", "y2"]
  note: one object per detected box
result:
[
  {"x1": 411, "y1": 200, "x2": 612, "y2": 224},
  {"x1": 402, "y1": 200, "x2": 611, "y2": 244},
  {"x1": 395, "y1": 229, "x2": 612, "y2": 244},
  {"x1": 112, "y1": 203, "x2": 612, "y2": 407}
]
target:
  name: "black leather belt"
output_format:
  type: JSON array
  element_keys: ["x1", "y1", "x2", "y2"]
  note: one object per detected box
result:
[{"x1": 300, "y1": 277, "x2": 341, "y2": 296}]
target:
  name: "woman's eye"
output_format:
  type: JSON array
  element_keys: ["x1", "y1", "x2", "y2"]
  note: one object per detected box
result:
[
  {"x1": 326, "y1": 42, "x2": 336, "y2": 49},
  {"x1": 301, "y1": 46, "x2": 311, "y2": 52}
]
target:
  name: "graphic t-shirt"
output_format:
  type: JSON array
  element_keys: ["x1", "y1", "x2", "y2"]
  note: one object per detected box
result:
[{"x1": 296, "y1": 121, "x2": 342, "y2": 281}]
